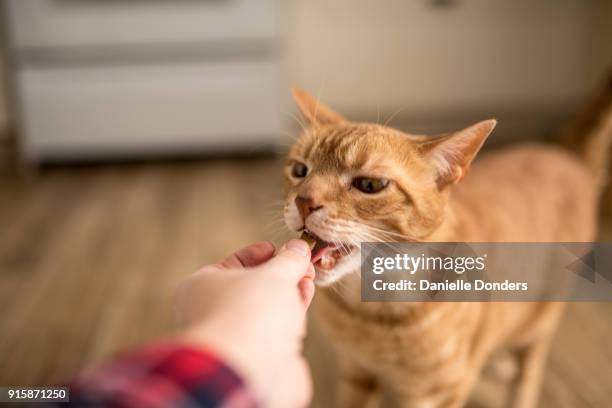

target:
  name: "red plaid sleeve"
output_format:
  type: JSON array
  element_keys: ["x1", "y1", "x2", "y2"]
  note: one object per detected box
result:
[{"x1": 62, "y1": 342, "x2": 258, "y2": 408}]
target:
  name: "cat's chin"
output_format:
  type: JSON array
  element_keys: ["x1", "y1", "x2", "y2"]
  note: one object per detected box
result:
[{"x1": 313, "y1": 250, "x2": 361, "y2": 286}]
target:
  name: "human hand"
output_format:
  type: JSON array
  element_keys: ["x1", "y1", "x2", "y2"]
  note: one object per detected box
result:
[{"x1": 175, "y1": 240, "x2": 315, "y2": 408}]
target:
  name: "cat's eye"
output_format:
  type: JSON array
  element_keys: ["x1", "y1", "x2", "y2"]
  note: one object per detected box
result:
[
  {"x1": 291, "y1": 162, "x2": 309, "y2": 178},
  {"x1": 352, "y1": 177, "x2": 389, "y2": 194}
]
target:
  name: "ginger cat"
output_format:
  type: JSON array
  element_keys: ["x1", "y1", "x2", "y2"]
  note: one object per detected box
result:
[{"x1": 283, "y1": 86, "x2": 612, "y2": 408}]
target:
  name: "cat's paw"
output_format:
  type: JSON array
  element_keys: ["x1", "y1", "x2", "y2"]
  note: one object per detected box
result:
[{"x1": 483, "y1": 351, "x2": 519, "y2": 383}]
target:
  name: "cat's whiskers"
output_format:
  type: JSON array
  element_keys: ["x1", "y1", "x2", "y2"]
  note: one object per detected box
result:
[
  {"x1": 328, "y1": 218, "x2": 419, "y2": 243},
  {"x1": 276, "y1": 132, "x2": 302, "y2": 150},
  {"x1": 303, "y1": 215, "x2": 413, "y2": 258},
  {"x1": 352, "y1": 230, "x2": 400, "y2": 258},
  {"x1": 262, "y1": 201, "x2": 289, "y2": 213},
  {"x1": 321, "y1": 220, "x2": 388, "y2": 253},
  {"x1": 262, "y1": 217, "x2": 288, "y2": 231},
  {"x1": 319, "y1": 222, "x2": 388, "y2": 260},
  {"x1": 356, "y1": 227, "x2": 421, "y2": 258},
  {"x1": 282, "y1": 111, "x2": 309, "y2": 135},
  {"x1": 383, "y1": 104, "x2": 411, "y2": 127},
  {"x1": 263, "y1": 225, "x2": 292, "y2": 241},
  {"x1": 346, "y1": 219, "x2": 424, "y2": 243}
]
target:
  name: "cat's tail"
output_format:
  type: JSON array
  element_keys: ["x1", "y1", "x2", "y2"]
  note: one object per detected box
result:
[{"x1": 560, "y1": 71, "x2": 612, "y2": 188}]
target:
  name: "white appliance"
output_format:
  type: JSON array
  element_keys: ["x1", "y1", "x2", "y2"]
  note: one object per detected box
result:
[{"x1": 4, "y1": 0, "x2": 283, "y2": 162}]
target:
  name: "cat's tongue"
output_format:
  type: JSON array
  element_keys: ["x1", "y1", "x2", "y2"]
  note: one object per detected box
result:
[{"x1": 311, "y1": 241, "x2": 338, "y2": 264}]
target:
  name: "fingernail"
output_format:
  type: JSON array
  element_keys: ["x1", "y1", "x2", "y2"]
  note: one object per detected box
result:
[
  {"x1": 285, "y1": 239, "x2": 310, "y2": 257},
  {"x1": 306, "y1": 263, "x2": 316, "y2": 280}
]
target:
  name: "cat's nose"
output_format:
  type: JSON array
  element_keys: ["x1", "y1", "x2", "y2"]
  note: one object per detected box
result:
[{"x1": 295, "y1": 195, "x2": 323, "y2": 220}]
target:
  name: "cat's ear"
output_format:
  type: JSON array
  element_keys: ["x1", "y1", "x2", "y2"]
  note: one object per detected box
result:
[
  {"x1": 421, "y1": 119, "x2": 497, "y2": 187},
  {"x1": 292, "y1": 87, "x2": 346, "y2": 126}
]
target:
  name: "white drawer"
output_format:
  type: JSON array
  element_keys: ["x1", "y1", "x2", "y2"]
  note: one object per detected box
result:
[
  {"x1": 17, "y1": 61, "x2": 282, "y2": 161},
  {"x1": 5, "y1": 0, "x2": 278, "y2": 49}
]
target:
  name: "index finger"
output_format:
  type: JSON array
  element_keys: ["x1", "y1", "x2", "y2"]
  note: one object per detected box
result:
[
  {"x1": 259, "y1": 239, "x2": 313, "y2": 281},
  {"x1": 217, "y1": 241, "x2": 276, "y2": 269}
]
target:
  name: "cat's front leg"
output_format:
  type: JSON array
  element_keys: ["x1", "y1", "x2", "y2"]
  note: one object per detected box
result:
[
  {"x1": 392, "y1": 386, "x2": 472, "y2": 408},
  {"x1": 509, "y1": 337, "x2": 551, "y2": 408},
  {"x1": 388, "y1": 369, "x2": 477, "y2": 408},
  {"x1": 336, "y1": 357, "x2": 381, "y2": 408}
]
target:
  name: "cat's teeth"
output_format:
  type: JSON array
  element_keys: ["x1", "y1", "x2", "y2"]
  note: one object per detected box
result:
[{"x1": 319, "y1": 254, "x2": 336, "y2": 269}]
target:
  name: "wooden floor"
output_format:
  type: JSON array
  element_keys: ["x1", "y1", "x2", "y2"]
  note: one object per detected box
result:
[{"x1": 0, "y1": 158, "x2": 611, "y2": 407}]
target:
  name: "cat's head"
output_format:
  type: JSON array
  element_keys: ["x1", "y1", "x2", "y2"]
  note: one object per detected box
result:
[{"x1": 283, "y1": 88, "x2": 496, "y2": 286}]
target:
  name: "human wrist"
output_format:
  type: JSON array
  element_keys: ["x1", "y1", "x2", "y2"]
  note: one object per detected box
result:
[{"x1": 178, "y1": 322, "x2": 265, "y2": 402}]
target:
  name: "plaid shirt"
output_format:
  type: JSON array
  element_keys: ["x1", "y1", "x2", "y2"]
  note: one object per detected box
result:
[{"x1": 49, "y1": 343, "x2": 258, "y2": 408}]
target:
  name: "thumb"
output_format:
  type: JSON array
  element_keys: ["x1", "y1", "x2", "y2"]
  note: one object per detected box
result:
[{"x1": 259, "y1": 239, "x2": 313, "y2": 282}]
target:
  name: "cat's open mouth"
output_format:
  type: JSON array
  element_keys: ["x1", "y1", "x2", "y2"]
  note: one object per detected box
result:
[{"x1": 300, "y1": 228, "x2": 355, "y2": 270}]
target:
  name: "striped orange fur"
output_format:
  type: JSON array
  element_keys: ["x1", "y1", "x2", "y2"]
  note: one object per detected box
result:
[{"x1": 283, "y1": 87, "x2": 610, "y2": 408}]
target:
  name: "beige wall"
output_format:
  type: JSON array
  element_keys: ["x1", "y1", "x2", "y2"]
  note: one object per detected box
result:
[
  {"x1": 589, "y1": 0, "x2": 612, "y2": 83},
  {"x1": 2, "y1": 1, "x2": 610, "y2": 144},
  {"x1": 0, "y1": 52, "x2": 8, "y2": 139},
  {"x1": 285, "y1": 0, "x2": 607, "y2": 120}
]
